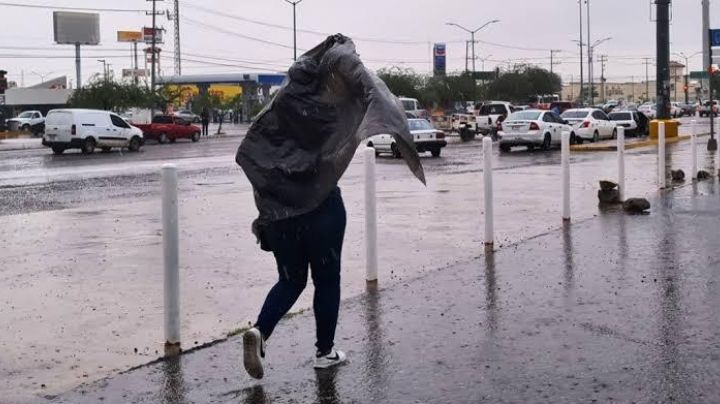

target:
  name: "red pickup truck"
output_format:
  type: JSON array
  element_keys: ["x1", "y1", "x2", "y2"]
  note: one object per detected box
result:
[{"x1": 135, "y1": 115, "x2": 201, "y2": 144}]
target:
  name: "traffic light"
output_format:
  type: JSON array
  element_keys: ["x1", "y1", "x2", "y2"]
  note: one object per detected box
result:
[{"x1": 684, "y1": 85, "x2": 689, "y2": 92}]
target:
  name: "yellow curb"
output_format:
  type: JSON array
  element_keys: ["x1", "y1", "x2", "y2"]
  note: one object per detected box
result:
[
  {"x1": 570, "y1": 133, "x2": 708, "y2": 152},
  {"x1": 0, "y1": 131, "x2": 31, "y2": 140}
]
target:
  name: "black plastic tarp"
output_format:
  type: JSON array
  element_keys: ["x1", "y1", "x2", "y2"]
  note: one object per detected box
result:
[{"x1": 236, "y1": 34, "x2": 425, "y2": 235}]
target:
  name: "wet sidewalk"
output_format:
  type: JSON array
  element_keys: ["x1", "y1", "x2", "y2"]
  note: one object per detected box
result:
[{"x1": 49, "y1": 182, "x2": 720, "y2": 404}]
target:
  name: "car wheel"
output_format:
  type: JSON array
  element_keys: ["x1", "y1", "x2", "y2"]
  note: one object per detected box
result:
[
  {"x1": 101, "y1": 146, "x2": 112, "y2": 152},
  {"x1": 51, "y1": 146, "x2": 65, "y2": 155},
  {"x1": 499, "y1": 144, "x2": 511, "y2": 153},
  {"x1": 391, "y1": 143, "x2": 402, "y2": 159},
  {"x1": 593, "y1": 131, "x2": 600, "y2": 143},
  {"x1": 191, "y1": 132, "x2": 200, "y2": 142},
  {"x1": 542, "y1": 134, "x2": 551, "y2": 151},
  {"x1": 21, "y1": 124, "x2": 30, "y2": 132},
  {"x1": 460, "y1": 127, "x2": 476, "y2": 142},
  {"x1": 128, "y1": 136, "x2": 142, "y2": 152},
  {"x1": 431, "y1": 148, "x2": 441, "y2": 157},
  {"x1": 527, "y1": 145, "x2": 535, "y2": 152},
  {"x1": 570, "y1": 133, "x2": 578, "y2": 145},
  {"x1": 159, "y1": 133, "x2": 169, "y2": 144},
  {"x1": 81, "y1": 138, "x2": 96, "y2": 154},
  {"x1": 611, "y1": 128, "x2": 617, "y2": 140}
]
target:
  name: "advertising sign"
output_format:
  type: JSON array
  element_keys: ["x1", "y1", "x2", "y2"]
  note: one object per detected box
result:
[
  {"x1": 117, "y1": 31, "x2": 143, "y2": 43},
  {"x1": 433, "y1": 43, "x2": 446, "y2": 76},
  {"x1": 143, "y1": 27, "x2": 164, "y2": 44},
  {"x1": 53, "y1": 12, "x2": 100, "y2": 45}
]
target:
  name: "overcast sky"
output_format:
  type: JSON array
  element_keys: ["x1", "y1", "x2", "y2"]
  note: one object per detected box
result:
[{"x1": 0, "y1": 0, "x2": 713, "y2": 87}]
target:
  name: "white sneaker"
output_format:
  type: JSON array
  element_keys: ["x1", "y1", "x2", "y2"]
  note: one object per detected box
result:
[
  {"x1": 243, "y1": 327, "x2": 265, "y2": 379},
  {"x1": 313, "y1": 349, "x2": 347, "y2": 369}
]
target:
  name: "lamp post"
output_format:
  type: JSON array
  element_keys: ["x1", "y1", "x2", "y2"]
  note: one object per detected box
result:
[
  {"x1": 578, "y1": 0, "x2": 584, "y2": 105},
  {"x1": 97, "y1": 59, "x2": 108, "y2": 81},
  {"x1": 673, "y1": 51, "x2": 702, "y2": 104},
  {"x1": 30, "y1": 70, "x2": 56, "y2": 84},
  {"x1": 588, "y1": 37, "x2": 612, "y2": 106},
  {"x1": 284, "y1": 0, "x2": 303, "y2": 61},
  {"x1": 446, "y1": 19, "x2": 500, "y2": 73},
  {"x1": 479, "y1": 54, "x2": 493, "y2": 72}
]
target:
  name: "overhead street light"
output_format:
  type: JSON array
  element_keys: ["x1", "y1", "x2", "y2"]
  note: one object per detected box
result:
[
  {"x1": 446, "y1": 19, "x2": 500, "y2": 73},
  {"x1": 284, "y1": 0, "x2": 304, "y2": 61},
  {"x1": 587, "y1": 36, "x2": 611, "y2": 105},
  {"x1": 673, "y1": 51, "x2": 703, "y2": 104}
]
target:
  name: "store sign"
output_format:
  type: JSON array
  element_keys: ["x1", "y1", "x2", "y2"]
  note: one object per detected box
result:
[{"x1": 117, "y1": 30, "x2": 142, "y2": 43}]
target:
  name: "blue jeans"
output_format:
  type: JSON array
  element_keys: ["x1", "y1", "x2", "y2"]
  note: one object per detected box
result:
[{"x1": 255, "y1": 187, "x2": 346, "y2": 353}]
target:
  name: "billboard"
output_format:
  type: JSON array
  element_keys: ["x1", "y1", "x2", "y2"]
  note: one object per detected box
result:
[
  {"x1": 123, "y1": 69, "x2": 148, "y2": 78},
  {"x1": 53, "y1": 12, "x2": 100, "y2": 45},
  {"x1": 433, "y1": 43, "x2": 446, "y2": 76},
  {"x1": 117, "y1": 31, "x2": 143, "y2": 43},
  {"x1": 143, "y1": 27, "x2": 164, "y2": 44}
]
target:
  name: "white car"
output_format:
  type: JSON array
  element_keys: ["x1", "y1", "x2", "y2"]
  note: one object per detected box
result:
[
  {"x1": 367, "y1": 118, "x2": 447, "y2": 158},
  {"x1": 6, "y1": 110, "x2": 44, "y2": 131},
  {"x1": 638, "y1": 103, "x2": 657, "y2": 119},
  {"x1": 42, "y1": 109, "x2": 144, "y2": 155},
  {"x1": 670, "y1": 102, "x2": 682, "y2": 118},
  {"x1": 477, "y1": 102, "x2": 513, "y2": 135},
  {"x1": 173, "y1": 109, "x2": 200, "y2": 123},
  {"x1": 498, "y1": 109, "x2": 573, "y2": 152},
  {"x1": 608, "y1": 111, "x2": 639, "y2": 134},
  {"x1": 560, "y1": 108, "x2": 617, "y2": 143}
]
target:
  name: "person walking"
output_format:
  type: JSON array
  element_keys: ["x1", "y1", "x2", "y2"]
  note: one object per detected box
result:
[
  {"x1": 200, "y1": 107, "x2": 210, "y2": 137},
  {"x1": 236, "y1": 34, "x2": 425, "y2": 380}
]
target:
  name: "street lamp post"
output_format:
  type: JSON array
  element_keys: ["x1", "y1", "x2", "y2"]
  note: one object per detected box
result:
[
  {"x1": 588, "y1": 37, "x2": 611, "y2": 106},
  {"x1": 446, "y1": 19, "x2": 500, "y2": 74},
  {"x1": 97, "y1": 59, "x2": 108, "y2": 81},
  {"x1": 578, "y1": 0, "x2": 584, "y2": 105},
  {"x1": 479, "y1": 54, "x2": 493, "y2": 72},
  {"x1": 30, "y1": 71, "x2": 55, "y2": 84},
  {"x1": 284, "y1": 0, "x2": 303, "y2": 61},
  {"x1": 673, "y1": 51, "x2": 702, "y2": 104}
]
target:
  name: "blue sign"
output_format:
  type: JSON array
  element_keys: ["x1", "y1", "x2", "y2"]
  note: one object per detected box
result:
[
  {"x1": 711, "y1": 29, "x2": 720, "y2": 47},
  {"x1": 433, "y1": 43, "x2": 446, "y2": 76}
]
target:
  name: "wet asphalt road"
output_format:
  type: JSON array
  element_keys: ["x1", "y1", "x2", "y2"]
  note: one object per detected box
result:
[
  {"x1": 49, "y1": 182, "x2": 720, "y2": 404},
  {"x1": 0, "y1": 117, "x2": 717, "y2": 403}
]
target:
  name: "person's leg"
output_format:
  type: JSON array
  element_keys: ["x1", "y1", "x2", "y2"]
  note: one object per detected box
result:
[
  {"x1": 254, "y1": 221, "x2": 309, "y2": 341},
  {"x1": 307, "y1": 189, "x2": 346, "y2": 354}
]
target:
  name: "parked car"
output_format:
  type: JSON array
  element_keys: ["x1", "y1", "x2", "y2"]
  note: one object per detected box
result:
[
  {"x1": 670, "y1": 102, "x2": 682, "y2": 118},
  {"x1": 498, "y1": 109, "x2": 574, "y2": 152},
  {"x1": 6, "y1": 110, "x2": 44, "y2": 133},
  {"x1": 134, "y1": 115, "x2": 201, "y2": 144},
  {"x1": 548, "y1": 101, "x2": 574, "y2": 114},
  {"x1": 698, "y1": 100, "x2": 718, "y2": 117},
  {"x1": 476, "y1": 101, "x2": 513, "y2": 135},
  {"x1": 430, "y1": 114, "x2": 452, "y2": 132},
  {"x1": 173, "y1": 109, "x2": 200, "y2": 123},
  {"x1": 602, "y1": 100, "x2": 619, "y2": 113},
  {"x1": 399, "y1": 97, "x2": 428, "y2": 119},
  {"x1": 638, "y1": 103, "x2": 657, "y2": 119},
  {"x1": 560, "y1": 108, "x2": 617, "y2": 143},
  {"x1": 679, "y1": 102, "x2": 697, "y2": 117},
  {"x1": 608, "y1": 110, "x2": 650, "y2": 137},
  {"x1": 42, "y1": 109, "x2": 143, "y2": 155},
  {"x1": 366, "y1": 118, "x2": 447, "y2": 158}
]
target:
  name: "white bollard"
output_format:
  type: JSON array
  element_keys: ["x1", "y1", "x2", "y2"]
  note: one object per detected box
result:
[
  {"x1": 364, "y1": 148, "x2": 378, "y2": 283},
  {"x1": 561, "y1": 131, "x2": 571, "y2": 221},
  {"x1": 483, "y1": 137, "x2": 494, "y2": 246},
  {"x1": 658, "y1": 122, "x2": 666, "y2": 189},
  {"x1": 617, "y1": 126, "x2": 625, "y2": 201},
  {"x1": 691, "y1": 119, "x2": 698, "y2": 180},
  {"x1": 161, "y1": 164, "x2": 181, "y2": 349}
]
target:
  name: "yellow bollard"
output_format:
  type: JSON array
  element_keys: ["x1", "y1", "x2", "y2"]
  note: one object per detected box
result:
[{"x1": 649, "y1": 119, "x2": 679, "y2": 139}]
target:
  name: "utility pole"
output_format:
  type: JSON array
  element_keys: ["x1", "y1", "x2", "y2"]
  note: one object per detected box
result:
[
  {"x1": 446, "y1": 20, "x2": 500, "y2": 74},
  {"x1": 586, "y1": 0, "x2": 592, "y2": 104},
  {"x1": 98, "y1": 59, "x2": 108, "y2": 81},
  {"x1": 578, "y1": 0, "x2": 584, "y2": 105},
  {"x1": 147, "y1": 0, "x2": 159, "y2": 90},
  {"x1": 172, "y1": 0, "x2": 181, "y2": 75},
  {"x1": 631, "y1": 75, "x2": 635, "y2": 101},
  {"x1": 702, "y1": 0, "x2": 710, "y2": 99},
  {"x1": 550, "y1": 49, "x2": 560, "y2": 74},
  {"x1": 656, "y1": 0, "x2": 671, "y2": 120},
  {"x1": 284, "y1": 0, "x2": 303, "y2": 61},
  {"x1": 465, "y1": 41, "x2": 470, "y2": 73},
  {"x1": 599, "y1": 55, "x2": 607, "y2": 102}
]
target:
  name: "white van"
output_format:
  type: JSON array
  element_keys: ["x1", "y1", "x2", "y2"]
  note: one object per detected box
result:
[
  {"x1": 42, "y1": 109, "x2": 144, "y2": 155},
  {"x1": 398, "y1": 97, "x2": 427, "y2": 119}
]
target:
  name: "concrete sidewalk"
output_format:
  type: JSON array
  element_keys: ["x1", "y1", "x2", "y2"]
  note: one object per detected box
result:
[
  {"x1": 0, "y1": 137, "x2": 43, "y2": 151},
  {"x1": 48, "y1": 182, "x2": 720, "y2": 404}
]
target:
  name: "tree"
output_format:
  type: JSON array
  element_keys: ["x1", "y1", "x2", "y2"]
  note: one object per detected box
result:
[
  {"x1": 68, "y1": 74, "x2": 157, "y2": 112},
  {"x1": 484, "y1": 66, "x2": 562, "y2": 103},
  {"x1": 376, "y1": 67, "x2": 424, "y2": 101}
]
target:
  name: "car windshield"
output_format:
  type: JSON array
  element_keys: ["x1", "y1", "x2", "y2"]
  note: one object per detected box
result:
[
  {"x1": 609, "y1": 113, "x2": 632, "y2": 121},
  {"x1": 480, "y1": 104, "x2": 508, "y2": 115},
  {"x1": 152, "y1": 115, "x2": 174, "y2": 124},
  {"x1": 561, "y1": 110, "x2": 588, "y2": 119},
  {"x1": 401, "y1": 100, "x2": 416, "y2": 111},
  {"x1": 17, "y1": 112, "x2": 33, "y2": 118},
  {"x1": 508, "y1": 111, "x2": 541, "y2": 121},
  {"x1": 408, "y1": 119, "x2": 432, "y2": 131}
]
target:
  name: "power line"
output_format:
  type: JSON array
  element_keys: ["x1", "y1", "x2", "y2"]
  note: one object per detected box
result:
[
  {"x1": 0, "y1": 1, "x2": 145, "y2": 13},
  {"x1": 182, "y1": 17, "x2": 297, "y2": 50}
]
